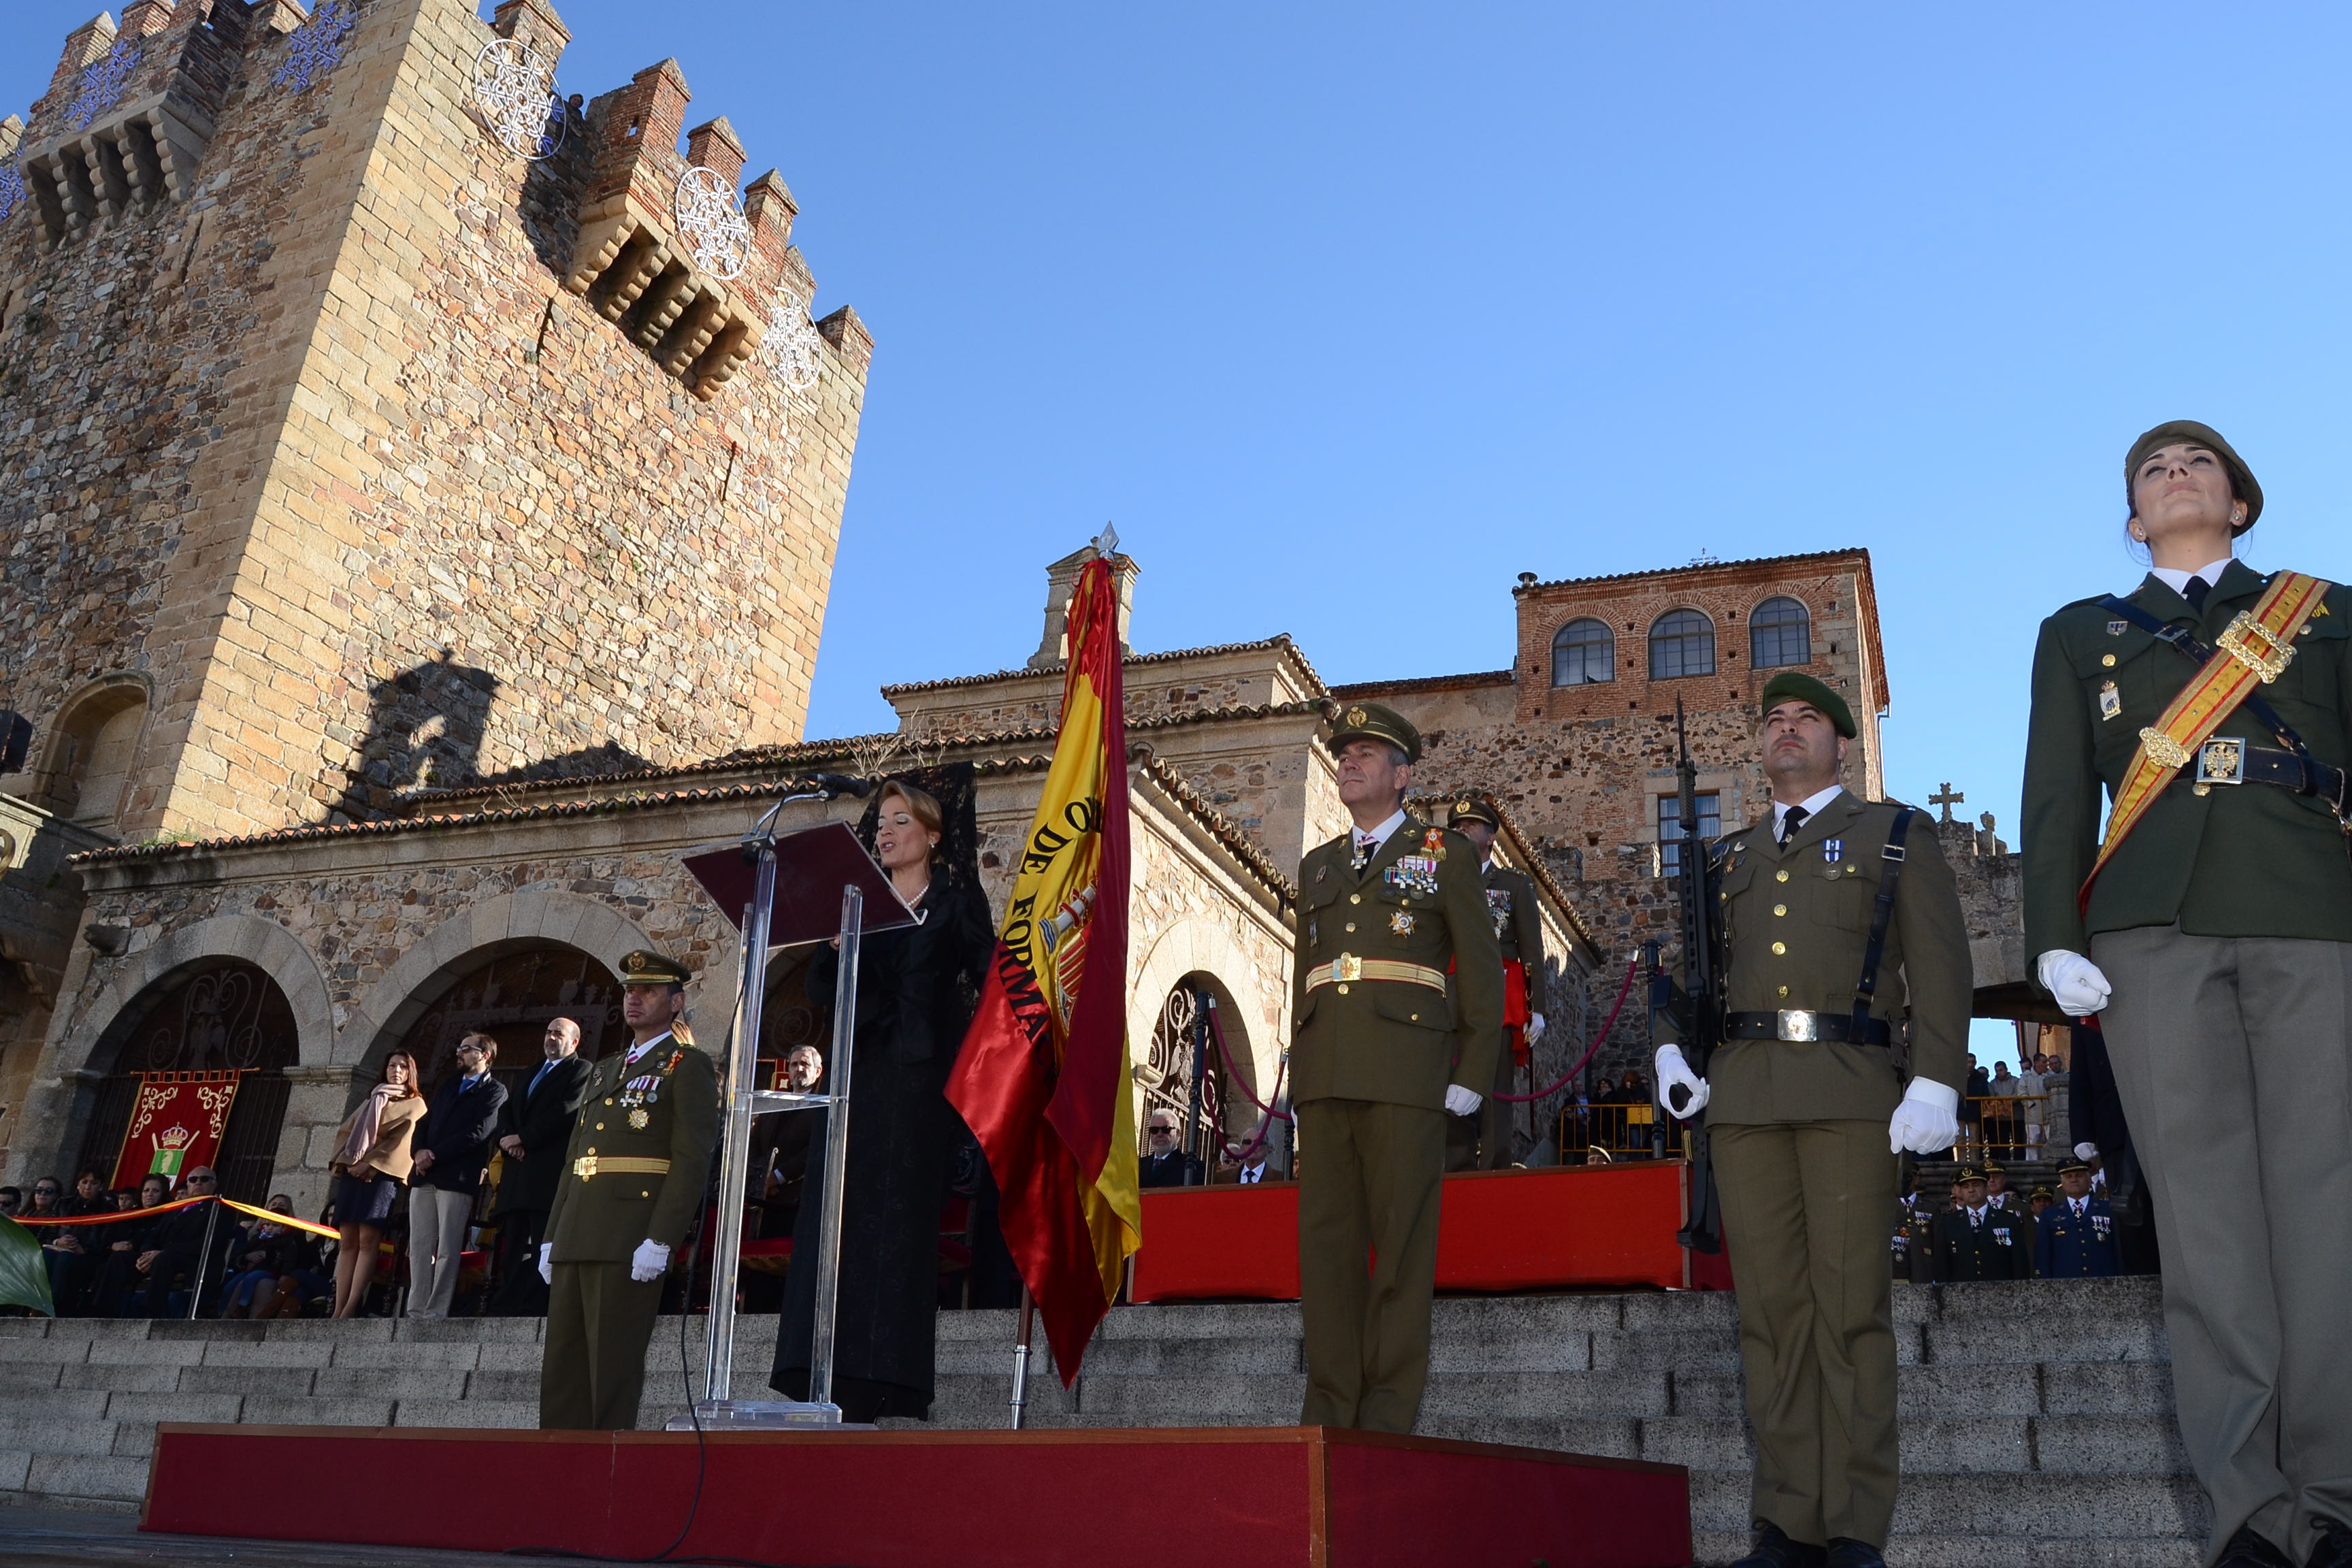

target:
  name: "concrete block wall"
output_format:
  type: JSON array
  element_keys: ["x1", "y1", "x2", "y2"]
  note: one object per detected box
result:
[{"x1": 0, "y1": 1279, "x2": 2196, "y2": 1567}]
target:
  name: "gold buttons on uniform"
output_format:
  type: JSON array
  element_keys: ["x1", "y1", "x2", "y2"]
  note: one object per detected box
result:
[
  {"x1": 1776, "y1": 869, "x2": 1789, "y2": 883},
  {"x1": 1771, "y1": 942, "x2": 1786, "y2": 956},
  {"x1": 1773, "y1": 904, "x2": 1787, "y2": 917},
  {"x1": 1337, "y1": 983, "x2": 1351, "y2": 994},
  {"x1": 1410, "y1": 1013, "x2": 1419, "y2": 1022},
  {"x1": 641, "y1": 1190, "x2": 651, "y2": 1198},
  {"x1": 604, "y1": 1098, "x2": 615, "y2": 1107},
  {"x1": 1777, "y1": 985, "x2": 1790, "y2": 998},
  {"x1": 595, "y1": 1122, "x2": 605, "y2": 1131},
  {"x1": 1345, "y1": 922, "x2": 1356, "y2": 932},
  {"x1": 2102, "y1": 654, "x2": 2117, "y2": 667},
  {"x1": 1350, "y1": 894, "x2": 1362, "y2": 904},
  {"x1": 586, "y1": 1147, "x2": 596, "y2": 1156}
]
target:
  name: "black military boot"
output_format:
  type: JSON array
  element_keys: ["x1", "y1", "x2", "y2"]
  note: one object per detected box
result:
[
  {"x1": 1825, "y1": 1539, "x2": 1886, "y2": 1568},
  {"x1": 2306, "y1": 1516, "x2": 2352, "y2": 1568},
  {"x1": 1731, "y1": 1521, "x2": 1827, "y2": 1568},
  {"x1": 2216, "y1": 1525, "x2": 2296, "y2": 1568}
]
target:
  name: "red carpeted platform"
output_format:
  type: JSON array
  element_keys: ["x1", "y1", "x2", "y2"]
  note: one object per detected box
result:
[
  {"x1": 145, "y1": 1423, "x2": 1691, "y2": 1568},
  {"x1": 1134, "y1": 1160, "x2": 1733, "y2": 1302}
]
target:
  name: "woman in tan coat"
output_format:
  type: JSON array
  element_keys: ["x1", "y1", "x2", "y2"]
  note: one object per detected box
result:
[{"x1": 328, "y1": 1051, "x2": 425, "y2": 1318}]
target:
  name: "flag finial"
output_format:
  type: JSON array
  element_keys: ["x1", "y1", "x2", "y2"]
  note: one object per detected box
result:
[{"x1": 1092, "y1": 522, "x2": 1120, "y2": 557}]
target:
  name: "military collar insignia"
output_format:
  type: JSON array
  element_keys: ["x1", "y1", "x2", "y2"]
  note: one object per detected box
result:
[{"x1": 2107, "y1": 619, "x2": 2128, "y2": 636}]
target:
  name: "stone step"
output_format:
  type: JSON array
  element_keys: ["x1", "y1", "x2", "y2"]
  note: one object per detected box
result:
[{"x1": 1695, "y1": 1531, "x2": 2201, "y2": 1568}]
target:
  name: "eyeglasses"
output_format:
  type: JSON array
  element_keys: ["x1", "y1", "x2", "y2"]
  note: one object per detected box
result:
[
  {"x1": 1148, "y1": 1126, "x2": 1176, "y2": 1137},
  {"x1": 186, "y1": 1176, "x2": 217, "y2": 1186},
  {"x1": 32, "y1": 1188, "x2": 58, "y2": 1196}
]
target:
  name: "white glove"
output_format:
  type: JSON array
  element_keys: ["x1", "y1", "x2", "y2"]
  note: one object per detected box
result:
[
  {"x1": 2074, "y1": 1142, "x2": 2098, "y2": 1162},
  {"x1": 1654, "y1": 1043, "x2": 1710, "y2": 1118},
  {"x1": 1443, "y1": 1084, "x2": 1482, "y2": 1116},
  {"x1": 1525, "y1": 1012, "x2": 1546, "y2": 1046},
  {"x1": 537, "y1": 1242, "x2": 553, "y2": 1284},
  {"x1": 1887, "y1": 1078, "x2": 1961, "y2": 1155},
  {"x1": 629, "y1": 1238, "x2": 671, "y2": 1283},
  {"x1": 2036, "y1": 949, "x2": 2112, "y2": 1017}
]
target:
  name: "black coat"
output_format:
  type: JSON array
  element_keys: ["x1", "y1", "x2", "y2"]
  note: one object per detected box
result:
[
  {"x1": 412, "y1": 1073, "x2": 509, "y2": 1197},
  {"x1": 492, "y1": 1053, "x2": 595, "y2": 1215},
  {"x1": 773, "y1": 874, "x2": 994, "y2": 1417},
  {"x1": 1931, "y1": 1204, "x2": 2036, "y2": 1281}
]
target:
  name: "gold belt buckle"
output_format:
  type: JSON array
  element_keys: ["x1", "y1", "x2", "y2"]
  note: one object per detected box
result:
[
  {"x1": 1336, "y1": 953, "x2": 1362, "y2": 983},
  {"x1": 1776, "y1": 1010, "x2": 1818, "y2": 1042},
  {"x1": 2217, "y1": 612, "x2": 2295, "y2": 683},
  {"x1": 572, "y1": 1155, "x2": 598, "y2": 1180},
  {"x1": 2195, "y1": 736, "x2": 2245, "y2": 786}
]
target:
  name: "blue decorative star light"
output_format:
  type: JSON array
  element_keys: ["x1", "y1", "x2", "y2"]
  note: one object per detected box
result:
[
  {"x1": 0, "y1": 163, "x2": 24, "y2": 229},
  {"x1": 274, "y1": 0, "x2": 357, "y2": 96},
  {"x1": 67, "y1": 39, "x2": 142, "y2": 131}
]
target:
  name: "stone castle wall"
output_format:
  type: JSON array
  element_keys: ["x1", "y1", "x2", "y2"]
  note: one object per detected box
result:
[{"x1": 0, "y1": 0, "x2": 866, "y2": 846}]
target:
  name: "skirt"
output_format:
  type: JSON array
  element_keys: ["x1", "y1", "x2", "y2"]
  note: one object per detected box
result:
[{"x1": 333, "y1": 1170, "x2": 401, "y2": 1228}]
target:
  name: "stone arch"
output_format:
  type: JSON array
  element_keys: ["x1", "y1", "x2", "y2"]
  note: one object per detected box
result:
[
  {"x1": 34, "y1": 672, "x2": 152, "y2": 830},
  {"x1": 341, "y1": 889, "x2": 665, "y2": 1073},
  {"x1": 1128, "y1": 913, "x2": 1281, "y2": 1105}
]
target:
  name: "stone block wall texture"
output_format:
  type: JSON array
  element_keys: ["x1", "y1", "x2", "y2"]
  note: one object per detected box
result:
[{"x1": 0, "y1": 0, "x2": 866, "y2": 845}]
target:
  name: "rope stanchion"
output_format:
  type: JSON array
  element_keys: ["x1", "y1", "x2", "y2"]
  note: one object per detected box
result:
[
  {"x1": 1492, "y1": 950, "x2": 1641, "y2": 1104},
  {"x1": 1203, "y1": 1000, "x2": 1288, "y2": 1165}
]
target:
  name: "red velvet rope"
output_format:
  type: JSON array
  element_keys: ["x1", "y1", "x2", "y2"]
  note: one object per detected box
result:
[
  {"x1": 1205, "y1": 1001, "x2": 1292, "y2": 1168},
  {"x1": 1492, "y1": 950, "x2": 1642, "y2": 1103}
]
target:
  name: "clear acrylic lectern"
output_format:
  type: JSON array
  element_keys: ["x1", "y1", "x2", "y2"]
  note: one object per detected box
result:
[{"x1": 673, "y1": 812, "x2": 917, "y2": 1428}]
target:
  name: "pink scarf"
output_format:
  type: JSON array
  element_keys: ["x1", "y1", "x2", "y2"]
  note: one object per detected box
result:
[{"x1": 337, "y1": 1083, "x2": 402, "y2": 1168}]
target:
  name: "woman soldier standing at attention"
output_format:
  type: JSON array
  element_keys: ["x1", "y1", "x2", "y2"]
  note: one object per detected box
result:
[{"x1": 2022, "y1": 421, "x2": 2352, "y2": 1568}]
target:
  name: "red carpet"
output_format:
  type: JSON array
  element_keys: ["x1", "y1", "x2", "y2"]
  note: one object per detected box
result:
[
  {"x1": 146, "y1": 1423, "x2": 1692, "y2": 1568},
  {"x1": 1134, "y1": 1160, "x2": 1734, "y2": 1301}
]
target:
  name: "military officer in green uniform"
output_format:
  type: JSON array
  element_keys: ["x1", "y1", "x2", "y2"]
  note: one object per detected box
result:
[
  {"x1": 1293, "y1": 703, "x2": 1504, "y2": 1433},
  {"x1": 1929, "y1": 1167, "x2": 2035, "y2": 1281},
  {"x1": 538, "y1": 950, "x2": 721, "y2": 1431},
  {"x1": 1443, "y1": 794, "x2": 1546, "y2": 1171},
  {"x1": 1652, "y1": 672, "x2": 1971, "y2": 1568},
  {"x1": 2022, "y1": 421, "x2": 2352, "y2": 1568}
]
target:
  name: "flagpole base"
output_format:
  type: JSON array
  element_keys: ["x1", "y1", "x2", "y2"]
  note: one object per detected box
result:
[{"x1": 665, "y1": 1399, "x2": 870, "y2": 1431}]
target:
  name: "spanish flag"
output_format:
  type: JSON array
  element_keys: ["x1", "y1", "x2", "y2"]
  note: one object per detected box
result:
[{"x1": 949, "y1": 551, "x2": 1140, "y2": 1382}]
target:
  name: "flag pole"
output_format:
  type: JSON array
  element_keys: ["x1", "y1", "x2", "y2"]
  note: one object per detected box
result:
[{"x1": 1009, "y1": 1284, "x2": 1035, "y2": 1429}]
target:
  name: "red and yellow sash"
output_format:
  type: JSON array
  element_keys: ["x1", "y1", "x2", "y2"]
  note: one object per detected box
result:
[{"x1": 2081, "y1": 570, "x2": 2332, "y2": 911}]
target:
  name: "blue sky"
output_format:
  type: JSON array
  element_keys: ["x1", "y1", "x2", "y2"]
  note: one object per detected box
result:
[{"x1": 14, "y1": 2, "x2": 2352, "y2": 853}]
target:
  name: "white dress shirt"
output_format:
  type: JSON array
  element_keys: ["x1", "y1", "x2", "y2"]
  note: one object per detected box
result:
[
  {"x1": 1351, "y1": 808, "x2": 1409, "y2": 858},
  {"x1": 625, "y1": 1029, "x2": 673, "y2": 1067},
  {"x1": 2149, "y1": 557, "x2": 2235, "y2": 598},
  {"x1": 1771, "y1": 785, "x2": 1844, "y2": 841}
]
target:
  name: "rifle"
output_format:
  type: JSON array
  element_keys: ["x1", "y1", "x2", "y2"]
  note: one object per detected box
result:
[{"x1": 1650, "y1": 697, "x2": 1724, "y2": 1254}]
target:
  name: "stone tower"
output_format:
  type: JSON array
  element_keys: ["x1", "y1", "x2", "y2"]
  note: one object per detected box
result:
[{"x1": 0, "y1": 0, "x2": 869, "y2": 850}]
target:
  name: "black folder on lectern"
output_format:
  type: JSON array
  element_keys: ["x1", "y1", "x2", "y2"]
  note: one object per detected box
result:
[{"x1": 682, "y1": 821, "x2": 921, "y2": 948}]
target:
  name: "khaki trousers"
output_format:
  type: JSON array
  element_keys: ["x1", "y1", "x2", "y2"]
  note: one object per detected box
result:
[
  {"x1": 1711, "y1": 1119, "x2": 1900, "y2": 1550},
  {"x1": 1297, "y1": 1098, "x2": 1446, "y2": 1433},
  {"x1": 539, "y1": 1261, "x2": 663, "y2": 1431},
  {"x1": 2092, "y1": 925, "x2": 2352, "y2": 1564}
]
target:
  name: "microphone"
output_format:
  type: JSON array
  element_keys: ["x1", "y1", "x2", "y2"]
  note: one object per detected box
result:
[{"x1": 814, "y1": 773, "x2": 872, "y2": 798}]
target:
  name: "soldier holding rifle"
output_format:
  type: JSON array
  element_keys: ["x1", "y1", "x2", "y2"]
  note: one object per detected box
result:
[
  {"x1": 2022, "y1": 422, "x2": 2352, "y2": 1568},
  {"x1": 1652, "y1": 672, "x2": 1970, "y2": 1568}
]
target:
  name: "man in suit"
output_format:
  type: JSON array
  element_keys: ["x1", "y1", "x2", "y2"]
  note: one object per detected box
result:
[
  {"x1": 1293, "y1": 702, "x2": 1503, "y2": 1433},
  {"x1": 1139, "y1": 1109, "x2": 1204, "y2": 1188},
  {"x1": 1930, "y1": 1167, "x2": 2035, "y2": 1281},
  {"x1": 489, "y1": 1016, "x2": 595, "y2": 1316},
  {"x1": 1443, "y1": 795, "x2": 1546, "y2": 1171},
  {"x1": 1652, "y1": 672, "x2": 1971, "y2": 1568},
  {"x1": 406, "y1": 1033, "x2": 508, "y2": 1319},
  {"x1": 538, "y1": 951, "x2": 719, "y2": 1431},
  {"x1": 2035, "y1": 1158, "x2": 2122, "y2": 1278}
]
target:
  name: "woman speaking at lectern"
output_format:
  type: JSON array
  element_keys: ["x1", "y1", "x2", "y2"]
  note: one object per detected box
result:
[{"x1": 770, "y1": 770, "x2": 993, "y2": 1422}]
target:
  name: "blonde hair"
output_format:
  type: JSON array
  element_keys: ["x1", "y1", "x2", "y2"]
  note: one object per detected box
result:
[{"x1": 879, "y1": 781, "x2": 945, "y2": 855}]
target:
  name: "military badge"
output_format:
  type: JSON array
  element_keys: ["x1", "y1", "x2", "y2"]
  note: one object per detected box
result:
[
  {"x1": 2107, "y1": 619, "x2": 2128, "y2": 637},
  {"x1": 1315, "y1": 866, "x2": 1328, "y2": 884},
  {"x1": 1346, "y1": 706, "x2": 1367, "y2": 725},
  {"x1": 628, "y1": 1108, "x2": 650, "y2": 1131},
  {"x1": 1390, "y1": 910, "x2": 1416, "y2": 936},
  {"x1": 1307, "y1": 917, "x2": 1318, "y2": 945},
  {"x1": 2099, "y1": 680, "x2": 2122, "y2": 721},
  {"x1": 1823, "y1": 839, "x2": 1843, "y2": 864},
  {"x1": 1385, "y1": 856, "x2": 1441, "y2": 896},
  {"x1": 1485, "y1": 887, "x2": 1513, "y2": 940},
  {"x1": 1420, "y1": 827, "x2": 1447, "y2": 860}
]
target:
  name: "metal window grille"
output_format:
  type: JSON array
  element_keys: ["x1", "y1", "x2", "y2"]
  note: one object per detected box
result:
[
  {"x1": 1648, "y1": 608, "x2": 1716, "y2": 679},
  {"x1": 1750, "y1": 595, "x2": 1812, "y2": 669},
  {"x1": 1550, "y1": 618, "x2": 1616, "y2": 686},
  {"x1": 1657, "y1": 791, "x2": 1720, "y2": 877}
]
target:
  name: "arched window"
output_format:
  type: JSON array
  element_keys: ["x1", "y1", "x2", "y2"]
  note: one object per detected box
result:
[
  {"x1": 1551, "y1": 619, "x2": 1616, "y2": 686},
  {"x1": 1648, "y1": 609, "x2": 1716, "y2": 679},
  {"x1": 1750, "y1": 596, "x2": 1812, "y2": 669},
  {"x1": 38, "y1": 679, "x2": 148, "y2": 830}
]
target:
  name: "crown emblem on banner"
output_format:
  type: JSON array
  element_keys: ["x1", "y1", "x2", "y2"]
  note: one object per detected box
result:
[{"x1": 156, "y1": 1126, "x2": 193, "y2": 1152}]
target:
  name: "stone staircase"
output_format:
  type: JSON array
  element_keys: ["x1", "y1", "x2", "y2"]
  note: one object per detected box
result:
[{"x1": 0, "y1": 1278, "x2": 2197, "y2": 1567}]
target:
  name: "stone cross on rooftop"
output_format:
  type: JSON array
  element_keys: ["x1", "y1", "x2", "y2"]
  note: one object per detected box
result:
[{"x1": 1929, "y1": 782, "x2": 1965, "y2": 823}]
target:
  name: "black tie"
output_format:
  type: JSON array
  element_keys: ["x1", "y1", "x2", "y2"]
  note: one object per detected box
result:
[
  {"x1": 1779, "y1": 806, "x2": 1809, "y2": 847},
  {"x1": 2185, "y1": 576, "x2": 2210, "y2": 612}
]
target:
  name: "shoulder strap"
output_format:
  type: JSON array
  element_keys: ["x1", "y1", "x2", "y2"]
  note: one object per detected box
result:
[
  {"x1": 2097, "y1": 595, "x2": 2313, "y2": 760},
  {"x1": 1850, "y1": 806, "x2": 1916, "y2": 1039}
]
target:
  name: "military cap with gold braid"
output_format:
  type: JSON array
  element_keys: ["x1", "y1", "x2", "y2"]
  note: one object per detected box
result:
[
  {"x1": 1759, "y1": 671, "x2": 1856, "y2": 740},
  {"x1": 1448, "y1": 794, "x2": 1500, "y2": 830},
  {"x1": 1951, "y1": 1164, "x2": 1987, "y2": 1185},
  {"x1": 2057, "y1": 1156, "x2": 2093, "y2": 1177},
  {"x1": 617, "y1": 949, "x2": 691, "y2": 987},
  {"x1": 1324, "y1": 700, "x2": 1422, "y2": 764}
]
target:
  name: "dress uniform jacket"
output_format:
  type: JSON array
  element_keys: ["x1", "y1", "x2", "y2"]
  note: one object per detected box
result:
[
  {"x1": 1484, "y1": 860, "x2": 1544, "y2": 1015},
  {"x1": 546, "y1": 1036, "x2": 720, "y2": 1262},
  {"x1": 2023, "y1": 561, "x2": 2352, "y2": 958},
  {"x1": 1931, "y1": 1203, "x2": 2036, "y2": 1281},
  {"x1": 2034, "y1": 1194, "x2": 2122, "y2": 1278},
  {"x1": 1292, "y1": 821, "x2": 1505, "y2": 1111},
  {"x1": 1659, "y1": 789, "x2": 1972, "y2": 1120}
]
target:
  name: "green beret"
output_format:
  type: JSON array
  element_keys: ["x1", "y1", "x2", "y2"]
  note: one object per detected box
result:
[
  {"x1": 2125, "y1": 420, "x2": 2261, "y2": 534},
  {"x1": 1448, "y1": 794, "x2": 1500, "y2": 830},
  {"x1": 1759, "y1": 672, "x2": 1855, "y2": 739},
  {"x1": 617, "y1": 949, "x2": 691, "y2": 987},
  {"x1": 1325, "y1": 701, "x2": 1422, "y2": 764}
]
